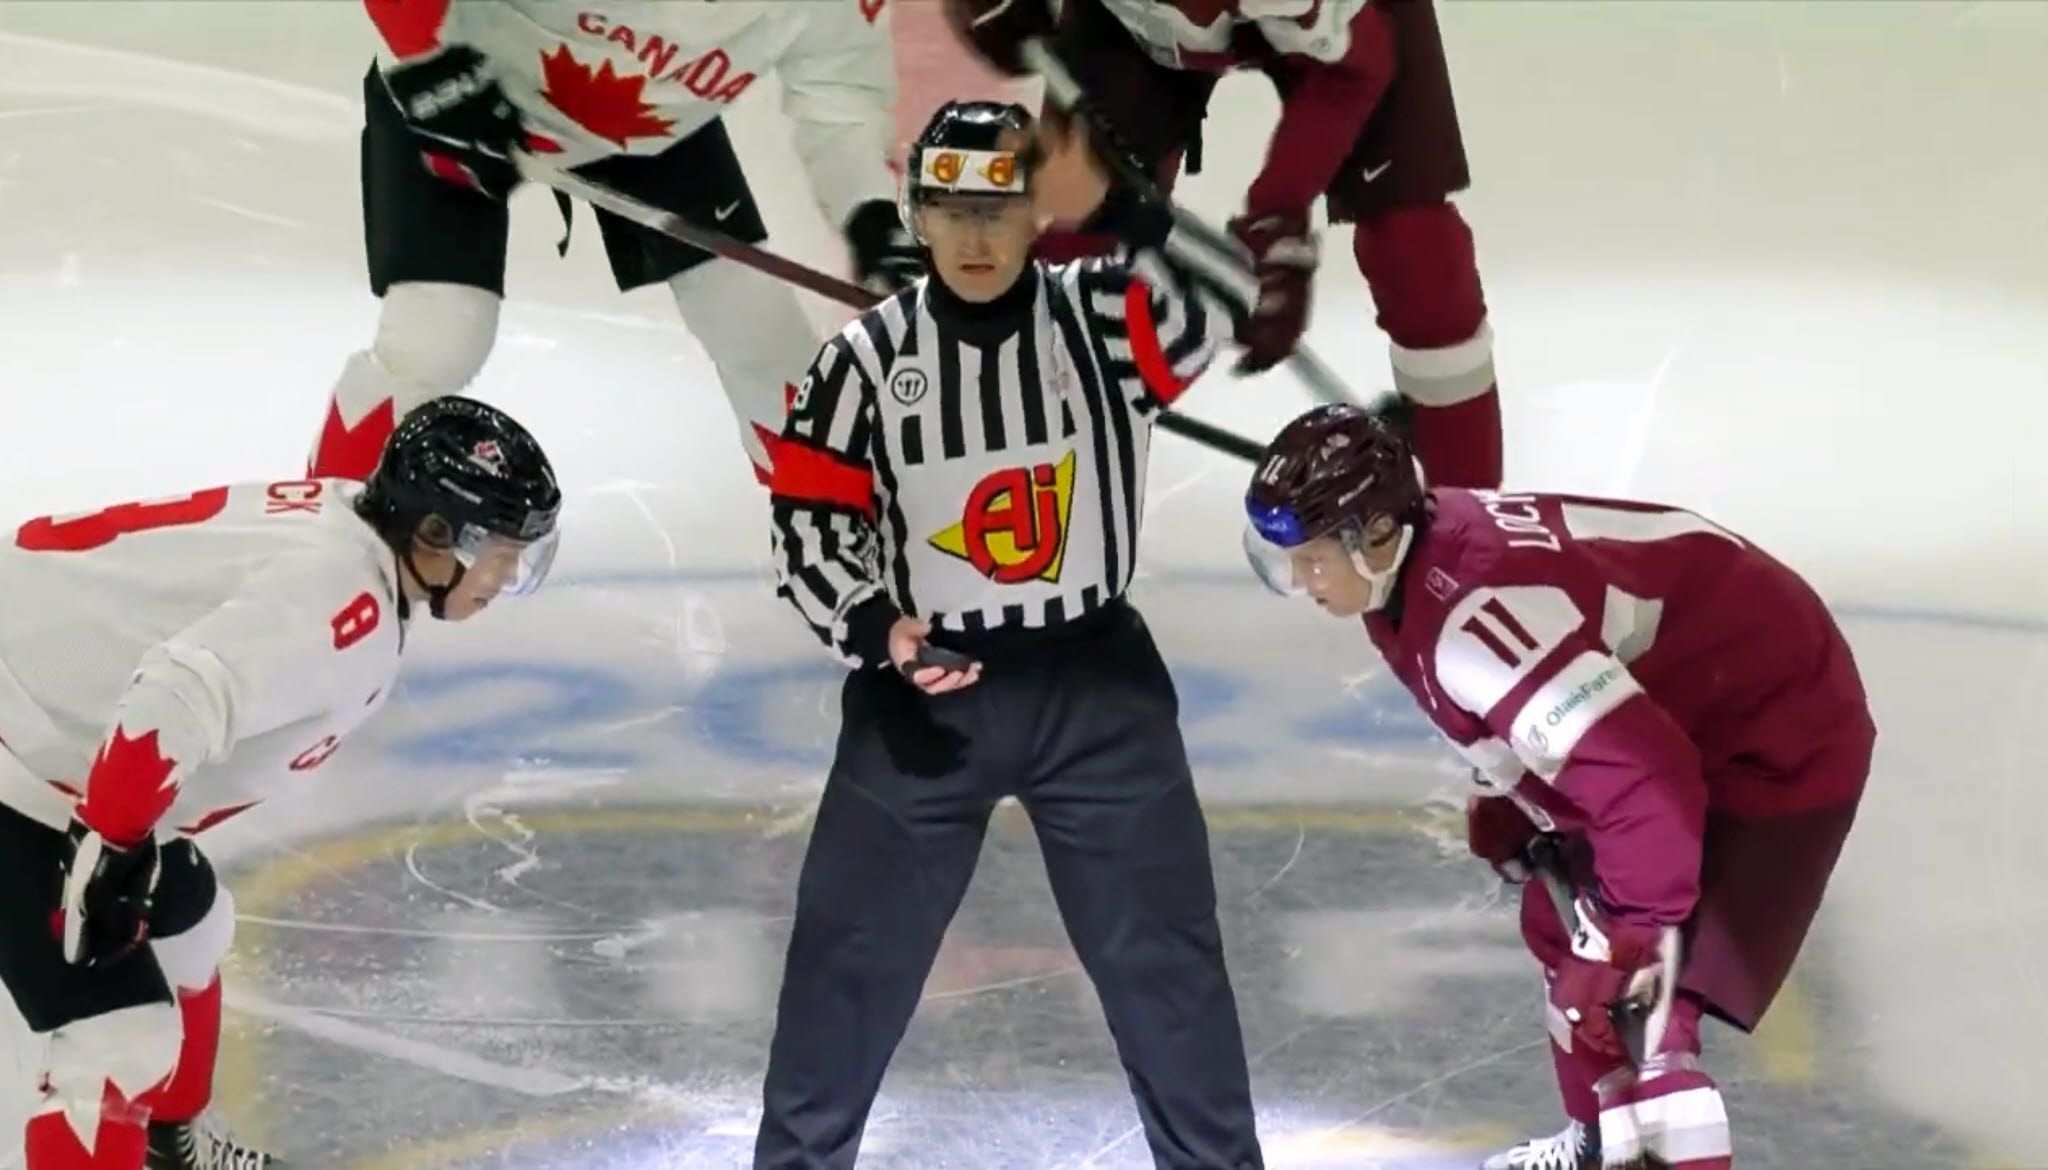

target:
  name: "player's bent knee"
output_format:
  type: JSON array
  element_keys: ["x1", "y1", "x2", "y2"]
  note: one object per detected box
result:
[
  {"x1": 373, "y1": 281, "x2": 503, "y2": 392},
  {"x1": 1353, "y1": 201, "x2": 1488, "y2": 352},
  {"x1": 152, "y1": 883, "x2": 234, "y2": 994},
  {"x1": 43, "y1": 1001, "x2": 182, "y2": 1106}
]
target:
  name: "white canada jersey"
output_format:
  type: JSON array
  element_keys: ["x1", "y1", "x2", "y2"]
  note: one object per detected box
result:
[
  {"x1": 0, "y1": 479, "x2": 404, "y2": 838},
  {"x1": 372, "y1": 0, "x2": 898, "y2": 229}
]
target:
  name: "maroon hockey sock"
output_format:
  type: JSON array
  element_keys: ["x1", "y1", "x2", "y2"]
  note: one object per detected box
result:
[
  {"x1": 1353, "y1": 203, "x2": 1486, "y2": 352},
  {"x1": 1354, "y1": 203, "x2": 1504, "y2": 489},
  {"x1": 139, "y1": 977, "x2": 222, "y2": 1124},
  {"x1": 25, "y1": 1086, "x2": 149, "y2": 1170},
  {"x1": 1410, "y1": 387, "x2": 1503, "y2": 491},
  {"x1": 1547, "y1": 1037, "x2": 1602, "y2": 1126}
]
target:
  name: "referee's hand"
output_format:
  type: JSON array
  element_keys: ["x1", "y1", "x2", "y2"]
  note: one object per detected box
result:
[{"x1": 889, "y1": 616, "x2": 983, "y2": 696}]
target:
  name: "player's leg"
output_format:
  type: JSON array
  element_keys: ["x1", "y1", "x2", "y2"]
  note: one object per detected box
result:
[
  {"x1": 1482, "y1": 874, "x2": 1606, "y2": 1170},
  {"x1": 0, "y1": 804, "x2": 180, "y2": 1170},
  {"x1": 1351, "y1": 203, "x2": 1501, "y2": 490},
  {"x1": 1022, "y1": 612, "x2": 1263, "y2": 1170},
  {"x1": 310, "y1": 63, "x2": 508, "y2": 480},
  {"x1": 1330, "y1": 0, "x2": 1503, "y2": 490},
  {"x1": 135, "y1": 839, "x2": 274, "y2": 1169},
  {"x1": 753, "y1": 671, "x2": 1001, "y2": 1170},
  {"x1": 576, "y1": 121, "x2": 818, "y2": 484}
]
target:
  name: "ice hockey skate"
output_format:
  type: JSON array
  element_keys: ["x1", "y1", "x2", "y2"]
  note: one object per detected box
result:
[
  {"x1": 145, "y1": 1117, "x2": 286, "y2": 1170},
  {"x1": 1480, "y1": 1119, "x2": 1599, "y2": 1170}
]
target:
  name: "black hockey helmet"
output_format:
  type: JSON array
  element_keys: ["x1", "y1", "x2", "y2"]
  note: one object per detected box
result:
[
  {"x1": 359, "y1": 395, "x2": 562, "y2": 618},
  {"x1": 901, "y1": 99, "x2": 1035, "y2": 237}
]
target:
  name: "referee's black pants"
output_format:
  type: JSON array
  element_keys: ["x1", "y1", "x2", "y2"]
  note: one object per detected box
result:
[{"x1": 753, "y1": 602, "x2": 1264, "y2": 1170}]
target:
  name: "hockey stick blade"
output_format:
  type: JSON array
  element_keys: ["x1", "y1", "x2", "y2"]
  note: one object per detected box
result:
[
  {"x1": 1018, "y1": 38, "x2": 1363, "y2": 411},
  {"x1": 513, "y1": 152, "x2": 1264, "y2": 464}
]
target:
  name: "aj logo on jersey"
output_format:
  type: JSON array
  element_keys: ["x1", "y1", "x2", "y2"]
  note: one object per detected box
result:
[{"x1": 930, "y1": 452, "x2": 1076, "y2": 584}]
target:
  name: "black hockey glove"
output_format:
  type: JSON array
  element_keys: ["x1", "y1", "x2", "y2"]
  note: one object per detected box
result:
[
  {"x1": 57, "y1": 816, "x2": 161, "y2": 967},
  {"x1": 845, "y1": 199, "x2": 924, "y2": 295},
  {"x1": 380, "y1": 45, "x2": 524, "y2": 200}
]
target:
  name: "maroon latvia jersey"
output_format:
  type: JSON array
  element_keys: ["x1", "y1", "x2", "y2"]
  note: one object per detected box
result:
[
  {"x1": 1367, "y1": 490, "x2": 1872, "y2": 928},
  {"x1": 1094, "y1": 0, "x2": 1395, "y2": 214}
]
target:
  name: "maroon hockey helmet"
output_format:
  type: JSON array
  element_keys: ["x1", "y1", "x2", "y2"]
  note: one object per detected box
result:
[{"x1": 1243, "y1": 401, "x2": 1425, "y2": 598}]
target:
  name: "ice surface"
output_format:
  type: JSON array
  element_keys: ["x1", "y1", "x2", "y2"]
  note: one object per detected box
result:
[{"x1": 1, "y1": 3, "x2": 2045, "y2": 1166}]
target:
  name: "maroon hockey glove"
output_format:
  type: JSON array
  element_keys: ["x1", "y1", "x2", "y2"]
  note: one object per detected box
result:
[
  {"x1": 944, "y1": 0, "x2": 1056, "y2": 76},
  {"x1": 380, "y1": 45, "x2": 524, "y2": 199},
  {"x1": 1228, "y1": 212, "x2": 1318, "y2": 375},
  {"x1": 845, "y1": 200, "x2": 924, "y2": 295},
  {"x1": 1549, "y1": 906, "x2": 1671, "y2": 1062},
  {"x1": 1466, "y1": 792, "x2": 1539, "y2": 883},
  {"x1": 56, "y1": 816, "x2": 161, "y2": 967}
]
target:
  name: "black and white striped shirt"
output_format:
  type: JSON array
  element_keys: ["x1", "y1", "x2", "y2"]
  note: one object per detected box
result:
[{"x1": 769, "y1": 235, "x2": 1252, "y2": 668}]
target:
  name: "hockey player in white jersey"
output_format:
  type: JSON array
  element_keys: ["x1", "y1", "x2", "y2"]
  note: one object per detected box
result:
[
  {"x1": 0, "y1": 397, "x2": 560, "y2": 1170},
  {"x1": 312, "y1": 0, "x2": 918, "y2": 484}
]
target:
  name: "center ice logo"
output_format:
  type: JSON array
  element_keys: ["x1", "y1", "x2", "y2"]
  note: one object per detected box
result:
[{"x1": 929, "y1": 452, "x2": 1076, "y2": 584}]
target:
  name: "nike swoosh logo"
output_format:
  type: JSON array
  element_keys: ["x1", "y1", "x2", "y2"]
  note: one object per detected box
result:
[
  {"x1": 1361, "y1": 160, "x2": 1392, "y2": 182},
  {"x1": 715, "y1": 200, "x2": 742, "y2": 221}
]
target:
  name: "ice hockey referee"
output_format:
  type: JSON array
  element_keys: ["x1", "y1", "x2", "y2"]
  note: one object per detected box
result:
[{"x1": 753, "y1": 99, "x2": 1268, "y2": 1170}]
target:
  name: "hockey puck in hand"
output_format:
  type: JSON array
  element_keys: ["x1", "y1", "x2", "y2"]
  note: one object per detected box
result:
[{"x1": 906, "y1": 643, "x2": 977, "y2": 675}]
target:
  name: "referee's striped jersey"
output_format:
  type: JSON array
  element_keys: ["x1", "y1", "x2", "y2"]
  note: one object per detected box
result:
[{"x1": 769, "y1": 233, "x2": 1256, "y2": 668}]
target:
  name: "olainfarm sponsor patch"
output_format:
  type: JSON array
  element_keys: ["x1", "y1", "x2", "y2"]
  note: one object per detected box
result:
[{"x1": 1511, "y1": 652, "x2": 1643, "y2": 774}]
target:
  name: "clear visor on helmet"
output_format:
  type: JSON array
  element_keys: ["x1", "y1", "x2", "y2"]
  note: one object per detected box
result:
[
  {"x1": 450, "y1": 523, "x2": 560, "y2": 597},
  {"x1": 1244, "y1": 523, "x2": 1374, "y2": 598},
  {"x1": 1242, "y1": 500, "x2": 1315, "y2": 596},
  {"x1": 1242, "y1": 523, "x2": 1304, "y2": 596}
]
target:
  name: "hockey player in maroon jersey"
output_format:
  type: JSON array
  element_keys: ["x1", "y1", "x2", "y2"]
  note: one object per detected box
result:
[
  {"x1": 0, "y1": 399, "x2": 560, "y2": 1170},
  {"x1": 950, "y1": 0, "x2": 1504, "y2": 490},
  {"x1": 1240, "y1": 403, "x2": 1874, "y2": 1169}
]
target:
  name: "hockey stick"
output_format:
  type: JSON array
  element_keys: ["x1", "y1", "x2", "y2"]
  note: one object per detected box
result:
[
  {"x1": 513, "y1": 152, "x2": 1267, "y2": 463},
  {"x1": 1524, "y1": 837, "x2": 1680, "y2": 1170},
  {"x1": 1525, "y1": 836, "x2": 1653, "y2": 1072},
  {"x1": 1018, "y1": 38, "x2": 1363, "y2": 411}
]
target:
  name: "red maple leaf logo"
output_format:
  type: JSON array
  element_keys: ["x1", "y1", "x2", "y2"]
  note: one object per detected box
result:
[
  {"x1": 77, "y1": 724, "x2": 181, "y2": 846},
  {"x1": 538, "y1": 45, "x2": 676, "y2": 148}
]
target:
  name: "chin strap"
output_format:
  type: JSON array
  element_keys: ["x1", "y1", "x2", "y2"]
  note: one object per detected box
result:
[
  {"x1": 1354, "y1": 523, "x2": 1417, "y2": 613},
  {"x1": 400, "y1": 549, "x2": 464, "y2": 621}
]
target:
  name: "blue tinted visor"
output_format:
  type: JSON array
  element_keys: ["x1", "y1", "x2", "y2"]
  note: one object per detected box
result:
[
  {"x1": 1242, "y1": 501, "x2": 1310, "y2": 596},
  {"x1": 1245, "y1": 500, "x2": 1308, "y2": 549}
]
